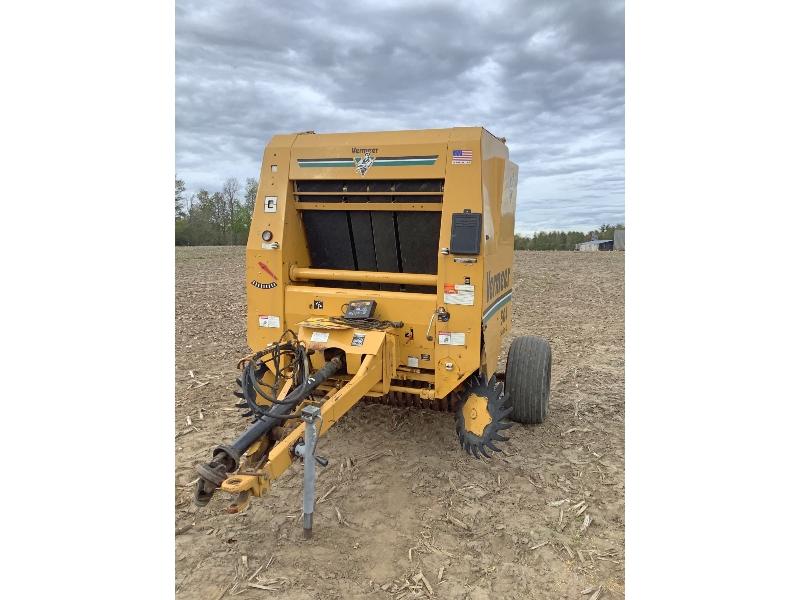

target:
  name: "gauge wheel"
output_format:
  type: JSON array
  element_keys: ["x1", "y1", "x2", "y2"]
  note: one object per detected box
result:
[{"x1": 505, "y1": 335, "x2": 552, "y2": 424}]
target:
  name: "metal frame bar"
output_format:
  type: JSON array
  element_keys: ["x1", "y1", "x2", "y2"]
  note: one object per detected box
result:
[
  {"x1": 296, "y1": 202, "x2": 442, "y2": 212},
  {"x1": 316, "y1": 381, "x2": 434, "y2": 398},
  {"x1": 294, "y1": 191, "x2": 441, "y2": 197},
  {"x1": 219, "y1": 347, "x2": 384, "y2": 500},
  {"x1": 290, "y1": 265, "x2": 437, "y2": 287}
]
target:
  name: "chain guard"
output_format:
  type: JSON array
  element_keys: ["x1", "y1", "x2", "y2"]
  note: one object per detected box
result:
[{"x1": 454, "y1": 373, "x2": 513, "y2": 459}]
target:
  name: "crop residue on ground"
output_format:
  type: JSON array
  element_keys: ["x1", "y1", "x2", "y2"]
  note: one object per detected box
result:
[{"x1": 175, "y1": 247, "x2": 625, "y2": 599}]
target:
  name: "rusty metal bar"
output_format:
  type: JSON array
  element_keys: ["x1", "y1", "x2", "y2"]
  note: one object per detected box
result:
[
  {"x1": 317, "y1": 382, "x2": 432, "y2": 397},
  {"x1": 290, "y1": 266, "x2": 437, "y2": 287}
]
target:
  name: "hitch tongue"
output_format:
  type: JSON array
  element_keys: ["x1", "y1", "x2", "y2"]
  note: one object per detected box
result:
[
  {"x1": 294, "y1": 404, "x2": 326, "y2": 539},
  {"x1": 193, "y1": 357, "x2": 341, "y2": 508},
  {"x1": 227, "y1": 491, "x2": 252, "y2": 514}
]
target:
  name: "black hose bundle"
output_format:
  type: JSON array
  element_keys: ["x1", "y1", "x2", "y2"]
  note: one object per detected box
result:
[
  {"x1": 328, "y1": 317, "x2": 403, "y2": 330},
  {"x1": 236, "y1": 330, "x2": 313, "y2": 421},
  {"x1": 195, "y1": 350, "x2": 340, "y2": 506}
]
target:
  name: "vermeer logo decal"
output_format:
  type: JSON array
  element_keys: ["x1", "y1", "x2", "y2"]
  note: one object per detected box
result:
[
  {"x1": 353, "y1": 148, "x2": 377, "y2": 176},
  {"x1": 251, "y1": 261, "x2": 278, "y2": 289},
  {"x1": 486, "y1": 267, "x2": 510, "y2": 301}
]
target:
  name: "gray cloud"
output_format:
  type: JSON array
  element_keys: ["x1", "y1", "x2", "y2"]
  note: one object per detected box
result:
[{"x1": 176, "y1": 0, "x2": 624, "y2": 233}]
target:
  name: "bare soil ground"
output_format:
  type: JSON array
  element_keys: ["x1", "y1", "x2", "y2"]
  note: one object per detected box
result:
[{"x1": 175, "y1": 248, "x2": 624, "y2": 599}]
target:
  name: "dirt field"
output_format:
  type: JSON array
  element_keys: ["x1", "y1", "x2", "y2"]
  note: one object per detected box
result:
[{"x1": 175, "y1": 248, "x2": 624, "y2": 599}]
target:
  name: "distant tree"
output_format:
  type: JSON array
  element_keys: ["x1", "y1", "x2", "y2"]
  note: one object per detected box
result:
[
  {"x1": 232, "y1": 177, "x2": 259, "y2": 245},
  {"x1": 221, "y1": 178, "x2": 240, "y2": 245},
  {"x1": 209, "y1": 191, "x2": 227, "y2": 243},
  {"x1": 244, "y1": 177, "x2": 258, "y2": 216},
  {"x1": 175, "y1": 177, "x2": 186, "y2": 219},
  {"x1": 514, "y1": 225, "x2": 623, "y2": 251},
  {"x1": 187, "y1": 189, "x2": 220, "y2": 245}
]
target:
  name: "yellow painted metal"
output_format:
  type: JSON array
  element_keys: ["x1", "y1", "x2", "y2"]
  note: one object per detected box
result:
[
  {"x1": 284, "y1": 285, "x2": 435, "y2": 375},
  {"x1": 317, "y1": 383, "x2": 433, "y2": 397},
  {"x1": 462, "y1": 392, "x2": 492, "y2": 436},
  {"x1": 290, "y1": 266, "x2": 437, "y2": 287},
  {"x1": 293, "y1": 191, "x2": 440, "y2": 197},
  {"x1": 222, "y1": 127, "x2": 517, "y2": 510},
  {"x1": 295, "y1": 202, "x2": 442, "y2": 212},
  {"x1": 221, "y1": 126, "x2": 519, "y2": 509},
  {"x1": 300, "y1": 323, "x2": 392, "y2": 356},
  {"x1": 246, "y1": 126, "x2": 517, "y2": 399},
  {"x1": 289, "y1": 128, "x2": 451, "y2": 180},
  {"x1": 479, "y1": 132, "x2": 517, "y2": 377},
  {"x1": 264, "y1": 351, "x2": 382, "y2": 482},
  {"x1": 221, "y1": 329, "x2": 389, "y2": 499}
]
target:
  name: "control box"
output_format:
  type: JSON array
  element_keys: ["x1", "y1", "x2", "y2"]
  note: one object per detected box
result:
[
  {"x1": 450, "y1": 212, "x2": 482, "y2": 255},
  {"x1": 344, "y1": 300, "x2": 377, "y2": 319}
]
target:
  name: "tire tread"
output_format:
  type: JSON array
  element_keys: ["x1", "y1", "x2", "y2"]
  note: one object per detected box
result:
[{"x1": 505, "y1": 335, "x2": 552, "y2": 424}]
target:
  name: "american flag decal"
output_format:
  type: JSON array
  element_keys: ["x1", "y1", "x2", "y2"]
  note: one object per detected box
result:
[{"x1": 452, "y1": 149, "x2": 473, "y2": 164}]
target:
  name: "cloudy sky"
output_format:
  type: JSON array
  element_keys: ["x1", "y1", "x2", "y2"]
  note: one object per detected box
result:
[{"x1": 176, "y1": 0, "x2": 624, "y2": 233}]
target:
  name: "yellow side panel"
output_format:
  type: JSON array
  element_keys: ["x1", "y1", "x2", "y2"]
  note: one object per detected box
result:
[
  {"x1": 246, "y1": 134, "x2": 311, "y2": 352},
  {"x1": 480, "y1": 131, "x2": 516, "y2": 376},
  {"x1": 289, "y1": 128, "x2": 453, "y2": 180},
  {"x1": 430, "y1": 128, "x2": 484, "y2": 397},
  {"x1": 244, "y1": 127, "x2": 516, "y2": 399}
]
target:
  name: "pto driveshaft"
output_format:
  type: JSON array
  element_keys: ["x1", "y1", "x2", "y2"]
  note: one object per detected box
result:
[{"x1": 194, "y1": 357, "x2": 341, "y2": 505}]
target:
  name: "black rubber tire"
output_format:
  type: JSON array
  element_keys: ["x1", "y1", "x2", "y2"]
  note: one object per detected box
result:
[{"x1": 505, "y1": 335, "x2": 552, "y2": 424}]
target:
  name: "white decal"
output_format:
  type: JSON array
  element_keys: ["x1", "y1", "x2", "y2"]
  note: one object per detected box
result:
[
  {"x1": 258, "y1": 315, "x2": 280, "y2": 328},
  {"x1": 438, "y1": 332, "x2": 466, "y2": 346},
  {"x1": 310, "y1": 331, "x2": 330, "y2": 343},
  {"x1": 407, "y1": 356, "x2": 419, "y2": 368},
  {"x1": 449, "y1": 333, "x2": 466, "y2": 345},
  {"x1": 264, "y1": 196, "x2": 278, "y2": 212},
  {"x1": 444, "y1": 284, "x2": 475, "y2": 306}
]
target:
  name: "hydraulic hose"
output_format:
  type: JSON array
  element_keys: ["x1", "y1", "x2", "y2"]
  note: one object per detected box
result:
[
  {"x1": 194, "y1": 357, "x2": 341, "y2": 506},
  {"x1": 226, "y1": 357, "x2": 340, "y2": 458}
]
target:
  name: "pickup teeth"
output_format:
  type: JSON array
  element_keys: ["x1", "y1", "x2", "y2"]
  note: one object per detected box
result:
[{"x1": 454, "y1": 374, "x2": 513, "y2": 460}]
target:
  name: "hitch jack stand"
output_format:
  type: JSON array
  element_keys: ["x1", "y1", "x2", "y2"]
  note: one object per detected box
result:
[{"x1": 294, "y1": 404, "x2": 327, "y2": 539}]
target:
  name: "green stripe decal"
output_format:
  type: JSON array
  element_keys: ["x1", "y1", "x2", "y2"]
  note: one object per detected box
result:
[
  {"x1": 373, "y1": 159, "x2": 436, "y2": 166},
  {"x1": 297, "y1": 156, "x2": 438, "y2": 168},
  {"x1": 297, "y1": 161, "x2": 352, "y2": 167},
  {"x1": 483, "y1": 290, "x2": 513, "y2": 322}
]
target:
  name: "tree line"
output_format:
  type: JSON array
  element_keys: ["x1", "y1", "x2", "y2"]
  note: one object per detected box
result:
[
  {"x1": 175, "y1": 177, "x2": 258, "y2": 246},
  {"x1": 514, "y1": 224, "x2": 625, "y2": 250},
  {"x1": 175, "y1": 177, "x2": 623, "y2": 250}
]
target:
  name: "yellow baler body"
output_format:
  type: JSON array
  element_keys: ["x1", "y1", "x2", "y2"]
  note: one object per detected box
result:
[{"x1": 245, "y1": 127, "x2": 517, "y2": 400}]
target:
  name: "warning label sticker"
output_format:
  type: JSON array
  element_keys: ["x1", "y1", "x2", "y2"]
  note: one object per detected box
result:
[
  {"x1": 258, "y1": 315, "x2": 281, "y2": 328},
  {"x1": 407, "y1": 356, "x2": 419, "y2": 368},
  {"x1": 310, "y1": 331, "x2": 330, "y2": 343},
  {"x1": 438, "y1": 332, "x2": 466, "y2": 346},
  {"x1": 444, "y1": 284, "x2": 475, "y2": 306}
]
